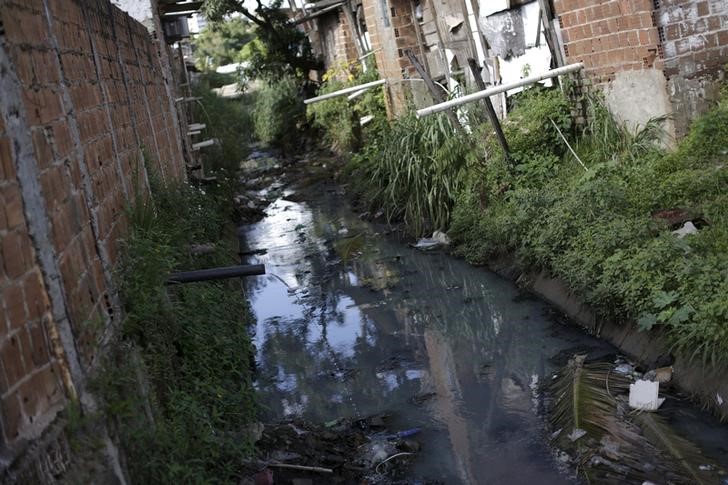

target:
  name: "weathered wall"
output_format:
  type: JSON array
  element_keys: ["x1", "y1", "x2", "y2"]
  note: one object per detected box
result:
[
  {"x1": 363, "y1": 0, "x2": 425, "y2": 115},
  {"x1": 0, "y1": 0, "x2": 186, "y2": 477},
  {"x1": 554, "y1": 0, "x2": 727, "y2": 136},
  {"x1": 317, "y1": 10, "x2": 361, "y2": 77},
  {"x1": 656, "y1": 0, "x2": 728, "y2": 137}
]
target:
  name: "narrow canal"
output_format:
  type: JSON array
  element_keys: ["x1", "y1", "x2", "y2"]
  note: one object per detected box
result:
[{"x1": 238, "y1": 162, "x2": 728, "y2": 484}]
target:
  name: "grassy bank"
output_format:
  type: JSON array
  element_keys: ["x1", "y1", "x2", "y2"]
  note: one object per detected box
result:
[
  {"x1": 95, "y1": 80, "x2": 258, "y2": 482},
  {"x1": 341, "y1": 84, "x2": 728, "y2": 367}
]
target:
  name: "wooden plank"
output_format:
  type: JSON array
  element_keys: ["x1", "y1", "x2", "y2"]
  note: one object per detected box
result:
[
  {"x1": 537, "y1": 0, "x2": 565, "y2": 67},
  {"x1": 405, "y1": 49, "x2": 462, "y2": 130},
  {"x1": 467, "y1": 57, "x2": 510, "y2": 159}
]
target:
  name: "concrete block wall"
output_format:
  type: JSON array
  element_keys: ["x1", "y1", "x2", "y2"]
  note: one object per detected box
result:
[
  {"x1": 554, "y1": 0, "x2": 727, "y2": 136},
  {"x1": 0, "y1": 0, "x2": 186, "y2": 475}
]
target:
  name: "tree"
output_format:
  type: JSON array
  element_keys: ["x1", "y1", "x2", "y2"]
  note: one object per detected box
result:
[
  {"x1": 202, "y1": 0, "x2": 321, "y2": 79},
  {"x1": 194, "y1": 17, "x2": 253, "y2": 71}
]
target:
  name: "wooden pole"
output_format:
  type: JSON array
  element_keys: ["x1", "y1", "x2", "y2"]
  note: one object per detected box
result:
[
  {"x1": 467, "y1": 58, "x2": 510, "y2": 158},
  {"x1": 537, "y1": 0, "x2": 565, "y2": 67},
  {"x1": 405, "y1": 49, "x2": 462, "y2": 130}
]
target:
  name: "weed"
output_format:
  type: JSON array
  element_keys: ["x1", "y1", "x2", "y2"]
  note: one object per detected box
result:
[
  {"x1": 94, "y1": 168, "x2": 257, "y2": 482},
  {"x1": 346, "y1": 113, "x2": 473, "y2": 236},
  {"x1": 192, "y1": 77, "x2": 256, "y2": 174},
  {"x1": 306, "y1": 59, "x2": 386, "y2": 154},
  {"x1": 450, "y1": 86, "x2": 728, "y2": 365},
  {"x1": 253, "y1": 75, "x2": 305, "y2": 151}
]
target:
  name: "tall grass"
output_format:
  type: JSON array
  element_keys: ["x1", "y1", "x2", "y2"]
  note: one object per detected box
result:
[
  {"x1": 347, "y1": 113, "x2": 473, "y2": 235},
  {"x1": 252, "y1": 75, "x2": 305, "y2": 151}
]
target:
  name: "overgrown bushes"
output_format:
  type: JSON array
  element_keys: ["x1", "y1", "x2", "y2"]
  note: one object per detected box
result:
[
  {"x1": 346, "y1": 113, "x2": 473, "y2": 235},
  {"x1": 192, "y1": 76, "x2": 255, "y2": 173},
  {"x1": 94, "y1": 170, "x2": 256, "y2": 482},
  {"x1": 341, "y1": 83, "x2": 728, "y2": 365},
  {"x1": 449, "y1": 87, "x2": 728, "y2": 365},
  {"x1": 306, "y1": 61, "x2": 386, "y2": 153},
  {"x1": 253, "y1": 75, "x2": 305, "y2": 150}
]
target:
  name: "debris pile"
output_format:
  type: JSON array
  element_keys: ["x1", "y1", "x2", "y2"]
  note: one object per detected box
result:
[
  {"x1": 240, "y1": 416, "x2": 427, "y2": 484},
  {"x1": 545, "y1": 354, "x2": 726, "y2": 483}
]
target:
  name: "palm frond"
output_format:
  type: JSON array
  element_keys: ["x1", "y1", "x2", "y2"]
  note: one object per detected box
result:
[{"x1": 634, "y1": 412, "x2": 718, "y2": 485}]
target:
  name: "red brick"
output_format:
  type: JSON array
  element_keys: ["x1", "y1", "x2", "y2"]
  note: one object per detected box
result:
[
  {"x1": 0, "y1": 334, "x2": 27, "y2": 387},
  {"x1": 23, "y1": 322, "x2": 50, "y2": 368},
  {"x1": 22, "y1": 88, "x2": 64, "y2": 125},
  {"x1": 31, "y1": 129, "x2": 53, "y2": 169},
  {"x1": 23, "y1": 270, "x2": 48, "y2": 322},
  {"x1": 18, "y1": 366, "x2": 63, "y2": 420},
  {"x1": 3, "y1": 284, "x2": 26, "y2": 331},
  {"x1": 3, "y1": 185, "x2": 25, "y2": 230},
  {"x1": 697, "y1": 1, "x2": 710, "y2": 16},
  {"x1": 2, "y1": 231, "x2": 30, "y2": 279},
  {"x1": 0, "y1": 137, "x2": 15, "y2": 181},
  {"x1": 1, "y1": 392, "x2": 23, "y2": 441}
]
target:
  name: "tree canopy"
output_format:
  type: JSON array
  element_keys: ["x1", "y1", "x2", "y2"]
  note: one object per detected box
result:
[
  {"x1": 194, "y1": 17, "x2": 253, "y2": 71},
  {"x1": 201, "y1": 0, "x2": 321, "y2": 79}
]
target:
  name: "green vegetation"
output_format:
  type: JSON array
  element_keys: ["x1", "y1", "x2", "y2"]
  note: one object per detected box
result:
[
  {"x1": 203, "y1": 0, "x2": 320, "y2": 79},
  {"x1": 340, "y1": 84, "x2": 728, "y2": 365},
  {"x1": 94, "y1": 172, "x2": 256, "y2": 483},
  {"x1": 94, "y1": 80, "x2": 259, "y2": 482},
  {"x1": 252, "y1": 75, "x2": 305, "y2": 150},
  {"x1": 346, "y1": 113, "x2": 473, "y2": 235},
  {"x1": 193, "y1": 17, "x2": 253, "y2": 71},
  {"x1": 306, "y1": 60, "x2": 387, "y2": 153},
  {"x1": 193, "y1": 74, "x2": 256, "y2": 172}
]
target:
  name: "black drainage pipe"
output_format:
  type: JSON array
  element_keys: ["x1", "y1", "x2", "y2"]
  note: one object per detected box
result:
[{"x1": 167, "y1": 264, "x2": 266, "y2": 284}]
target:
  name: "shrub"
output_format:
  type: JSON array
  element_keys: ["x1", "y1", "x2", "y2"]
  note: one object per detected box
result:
[
  {"x1": 193, "y1": 78, "x2": 255, "y2": 174},
  {"x1": 450, "y1": 86, "x2": 728, "y2": 365},
  {"x1": 253, "y1": 75, "x2": 305, "y2": 149},
  {"x1": 95, "y1": 172, "x2": 257, "y2": 483},
  {"x1": 306, "y1": 60, "x2": 386, "y2": 153},
  {"x1": 347, "y1": 113, "x2": 473, "y2": 235}
]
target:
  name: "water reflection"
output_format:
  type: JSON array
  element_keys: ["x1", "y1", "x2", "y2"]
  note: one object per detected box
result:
[{"x1": 239, "y1": 191, "x2": 728, "y2": 484}]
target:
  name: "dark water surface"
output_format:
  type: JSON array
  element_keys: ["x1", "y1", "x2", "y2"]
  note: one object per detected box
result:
[{"x1": 239, "y1": 188, "x2": 728, "y2": 484}]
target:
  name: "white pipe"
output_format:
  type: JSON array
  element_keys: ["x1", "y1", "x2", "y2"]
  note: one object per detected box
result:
[
  {"x1": 416, "y1": 63, "x2": 584, "y2": 117},
  {"x1": 304, "y1": 79, "x2": 386, "y2": 105},
  {"x1": 347, "y1": 89, "x2": 368, "y2": 101},
  {"x1": 192, "y1": 139, "x2": 215, "y2": 150}
]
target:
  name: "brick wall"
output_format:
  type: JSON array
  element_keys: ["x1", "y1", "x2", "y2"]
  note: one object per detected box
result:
[
  {"x1": 362, "y1": 0, "x2": 424, "y2": 115},
  {"x1": 0, "y1": 0, "x2": 186, "y2": 475},
  {"x1": 317, "y1": 10, "x2": 360, "y2": 78},
  {"x1": 554, "y1": 0, "x2": 727, "y2": 137},
  {"x1": 656, "y1": 0, "x2": 728, "y2": 136},
  {"x1": 555, "y1": 0, "x2": 662, "y2": 83}
]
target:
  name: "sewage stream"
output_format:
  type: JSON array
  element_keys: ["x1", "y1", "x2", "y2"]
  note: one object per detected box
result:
[{"x1": 238, "y1": 171, "x2": 728, "y2": 484}]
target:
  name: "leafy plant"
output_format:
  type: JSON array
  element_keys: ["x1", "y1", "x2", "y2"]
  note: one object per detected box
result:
[
  {"x1": 306, "y1": 58, "x2": 386, "y2": 153},
  {"x1": 449, "y1": 85, "x2": 728, "y2": 367},
  {"x1": 253, "y1": 75, "x2": 305, "y2": 150},
  {"x1": 347, "y1": 112, "x2": 473, "y2": 235},
  {"x1": 96, "y1": 169, "x2": 257, "y2": 483}
]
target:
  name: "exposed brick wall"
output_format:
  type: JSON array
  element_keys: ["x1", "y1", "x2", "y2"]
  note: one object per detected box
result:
[
  {"x1": 658, "y1": 0, "x2": 728, "y2": 79},
  {"x1": 656, "y1": 0, "x2": 728, "y2": 136},
  {"x1": 554, "y1": 0, "x2": 663, "y2": 83},
  {"x1": 362, "y1": 0, "x2": 424, "y2": 115},
  {"x1": 317, "y1": 10, "x2": 360, "y2": 78},
  {"x1": 554, "y1": 0, "x2": 727, "y2": 136},
  {"x1": 0, "y1": 0, "x2": 186, "y2": 473},
  {"x1": 0, "y1": 114, "x2": 66, "y2": 454}
]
